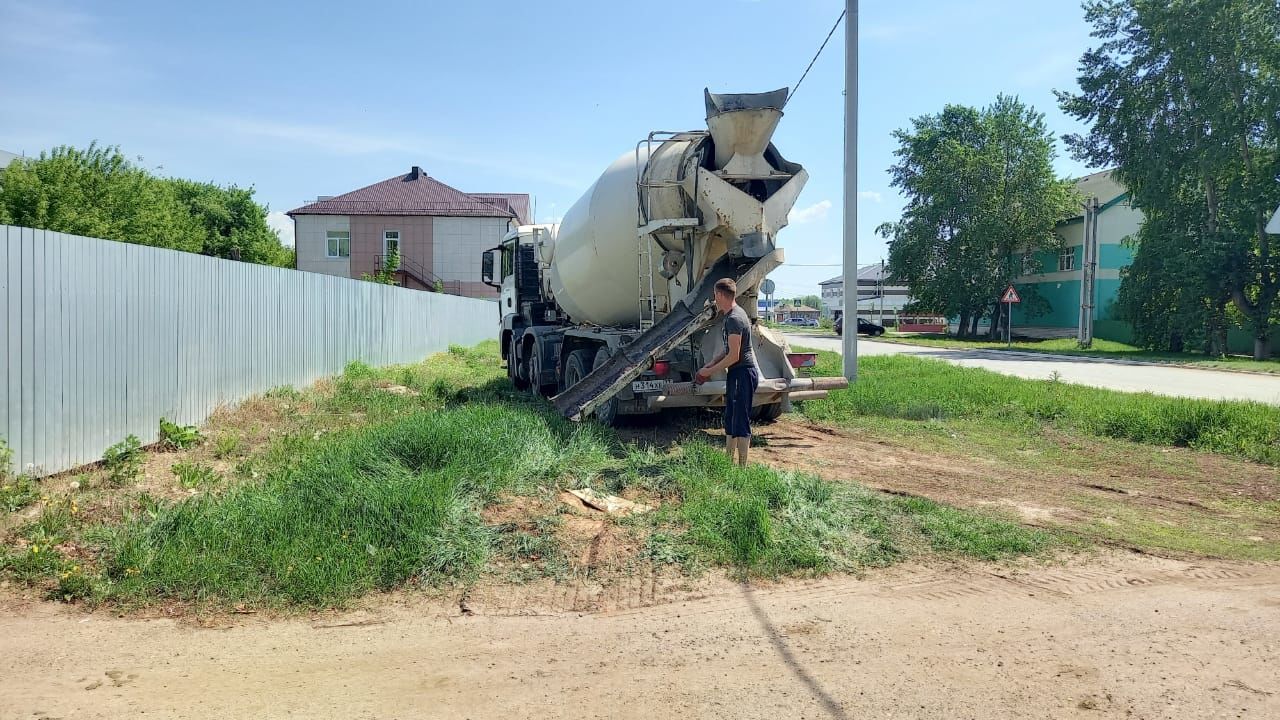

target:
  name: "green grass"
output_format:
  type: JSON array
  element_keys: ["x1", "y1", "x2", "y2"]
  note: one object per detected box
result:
[
  {"x1": 1, "y1": 342, "x2": 1058, "y2": 609},
  {"x1": 879, "y1": 334, "x2": 1280, "y2": 374},
  {"x1": 645, "y1": 441, "x2": 1053, "y2": 575},
  {"x1": 1, "y1": 473, "x2": 40, "y2": 513},
  {"x1": 100, "y1": 403, "x2": 615, "y2": 606},
  {"x1": 797, "y1": 350, "x2": 1280, "y2": 466}
]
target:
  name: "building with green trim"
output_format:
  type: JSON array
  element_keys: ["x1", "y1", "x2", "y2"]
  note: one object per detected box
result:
[{"x1": 1011, "y1": 170, "x2": 1139, "y2": 341}]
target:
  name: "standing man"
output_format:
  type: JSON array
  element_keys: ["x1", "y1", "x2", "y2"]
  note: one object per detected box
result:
[{"x1": 696, "y1": 278, "x2": 759, "y2": 466}]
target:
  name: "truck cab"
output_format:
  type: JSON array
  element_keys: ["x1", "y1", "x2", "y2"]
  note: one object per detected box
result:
[{"x1": 481, "y1": 225, "x2": 562, "y2": 393}]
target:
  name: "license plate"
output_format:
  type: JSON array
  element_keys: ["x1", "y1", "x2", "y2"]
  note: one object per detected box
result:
[{"x1": 631, "y1": 380, "x2": 667, "y2": 393}]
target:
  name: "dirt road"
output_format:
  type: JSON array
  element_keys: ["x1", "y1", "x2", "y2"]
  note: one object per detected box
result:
[{"x1": 3, "y1": 553, "x2": 1278, "y2": 719}]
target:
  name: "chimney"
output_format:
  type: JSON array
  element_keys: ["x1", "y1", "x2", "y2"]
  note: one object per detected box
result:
[{"x1": 409, "y1": 165, "x2": 424, "y2": 179}]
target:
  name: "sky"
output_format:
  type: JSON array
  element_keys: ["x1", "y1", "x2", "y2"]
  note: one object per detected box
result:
[{"x1": 0, "y1": 0, "x2": 1102, "y2": 299}]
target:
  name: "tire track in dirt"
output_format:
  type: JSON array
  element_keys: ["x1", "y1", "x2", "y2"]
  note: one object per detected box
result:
[{"x1": 4, "y1": 552, "x2": 1278, "y2": 720}]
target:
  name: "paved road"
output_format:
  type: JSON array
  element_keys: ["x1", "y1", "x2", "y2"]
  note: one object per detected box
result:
[{"x1": 785, "y1": 333, "x2": 1280, "y2": 405}]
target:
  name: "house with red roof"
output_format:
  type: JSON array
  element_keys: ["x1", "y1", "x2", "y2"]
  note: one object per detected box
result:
[{"x1": 288, "y1": 166, "x2": 529, "y2": 298}]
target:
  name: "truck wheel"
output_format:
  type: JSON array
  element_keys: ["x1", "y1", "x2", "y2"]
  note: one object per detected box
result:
[
  {"x1": 562, "y1": 349, "x2": 593, "y2": 393},
  {"x1": 528, "y1": 346, "x2": 552, "y2": 397},
  {"x1": 751, "y1": 402, "x2": 784, "y2": 422},
  {"x1": 508, "y1": 338, "x2": 529, "y2": 391},
  {"x1": 592, "y1": 347, "x2": 620, "y2": 427}
]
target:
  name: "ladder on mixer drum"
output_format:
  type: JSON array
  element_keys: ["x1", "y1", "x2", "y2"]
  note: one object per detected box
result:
[{"x1": 634, "y1": 130, "x2": 707, "y2": 330}]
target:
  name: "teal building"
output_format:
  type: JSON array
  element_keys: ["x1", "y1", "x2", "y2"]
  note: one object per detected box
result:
[{"x1": 1011, "y1": 170, "x2": 1139, "y2": 341}]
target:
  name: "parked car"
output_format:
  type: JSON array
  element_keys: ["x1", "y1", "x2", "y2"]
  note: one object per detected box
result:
[
  {"x1": 835, "y1": 316, "x2": 885, "y2": 337},
  {"x1": 785, "y1": 316, "x2": 818, "y2": 327}
]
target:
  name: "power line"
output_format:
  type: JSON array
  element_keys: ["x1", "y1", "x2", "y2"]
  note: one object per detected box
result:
[{"x1": 786, "y1": 9, "x2": 847, "y2": 106}]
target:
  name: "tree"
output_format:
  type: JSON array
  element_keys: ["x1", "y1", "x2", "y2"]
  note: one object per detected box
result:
[
  {"x1": 0, "y1": 143, "x2": 203, "y2": 250},
  {"x1": 171, "y1": 180, "x2": 293, "y2": 267},
  {"x1": 1058, "y1": 0, "x2": 1280, "y2": 359},
  {"x1": 361, "y1": 248, "x2": 401, "y2": 285},
  {"x1": 0, "y1": 143, "x2": 292, "y2": 268},
  {"x1": 881, "y1": 97, "x2": 1078, "y2": 337}
]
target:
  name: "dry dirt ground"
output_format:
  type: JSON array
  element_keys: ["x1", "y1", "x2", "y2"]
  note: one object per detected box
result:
[
  {"x1": 4, "y1": 412, "x2": 1278, "y2": 718},
  {"x1": 747, "y1": 417, "x2": 1280, "y2": 558},
  {"x1": 2, "y1": 552, "x2": 1278, "y2": 719}
]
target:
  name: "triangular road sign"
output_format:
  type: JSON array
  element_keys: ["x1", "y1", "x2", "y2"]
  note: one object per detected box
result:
[
  {"x1": 1001, "y1": 286, "x2": 1021, "y2": 304},
  {"x1": 1267, "y1": 204, "x2": 1280, "y2": 235}
]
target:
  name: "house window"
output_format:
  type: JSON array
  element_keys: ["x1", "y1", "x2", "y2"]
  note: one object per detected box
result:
[
  {"x1": 1058, "y1": 247, "x2": 1076, "y2": 272},
  {"x1": 383, "y1": 231, "x2": 401, "y2": 267},
  {"x1": 326, "y1": 231, "x2": 350, "y2": 258}
]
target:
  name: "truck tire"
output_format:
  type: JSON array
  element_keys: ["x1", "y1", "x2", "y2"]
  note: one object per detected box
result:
[
  {"x1": 508, "y1": 337, "x2": 529, "y2": 391},
  {"x1": 561, "y1": 349, "x2": 594, "y2": 394},
  {"x1": 751, "y1": 402, "x2": 784, "y2": 422},
  {"x1": 528, "y1": 345, "x2": 553, "y2": 397},
  {"x1": 592, "y1": 347, "x2": 620, "y2": 427}
]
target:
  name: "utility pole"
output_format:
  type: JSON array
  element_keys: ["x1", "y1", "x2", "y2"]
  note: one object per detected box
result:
[
  {"x1": 878, "y1": 258, "x2": 885, "y2": 326},
  {"x1": 1078, "y1": 197, "x2": 1099, "y2": 348},
  {"x1": 841, "y1": 0, "x2": 858, "y2": 380}
]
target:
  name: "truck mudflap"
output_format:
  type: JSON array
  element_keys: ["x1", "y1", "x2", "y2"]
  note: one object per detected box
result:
[
  {"x1": 552, "y1": 250, "x2": 784, "y2": 422},
  {"x1": 647, "y1": 377, "x2": 849, "y2": 409}
]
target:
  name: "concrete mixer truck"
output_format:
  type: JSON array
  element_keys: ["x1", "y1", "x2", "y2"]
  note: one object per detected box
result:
[{"x1": 480, "y1": 88, "x2": 849, "y2": 423}]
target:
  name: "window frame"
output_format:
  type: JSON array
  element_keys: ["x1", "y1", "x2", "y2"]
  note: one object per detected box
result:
[
  {"x1": 383, "y1": 230, "x2": 401, "y2": 268},
  {"x1": 1058, "y1": 247, "x2": 1076, "y2": 272},
  {"x1": 326, "y1": 230, "x2": 351, "y2": 259}
]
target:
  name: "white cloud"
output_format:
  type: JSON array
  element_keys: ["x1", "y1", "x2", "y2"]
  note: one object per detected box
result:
[
  {"x1": 0, "y1": 1, "x2": 116, "y2": 57},
  {"x1": 194, "y1": 113, "x2": 587, "y2": 189},
  {"x1": 858, "y1": 191, "x2": 883, "y2": 204},
  {"x1": 791, "y1": 199, "x2": 832, "y2": 224},
  {"x1": 213, "y1": 116, "x2": 417, "y2": 157},
  {"x1": 267, "y1": 211, "x2": 294, "y2": 248}
]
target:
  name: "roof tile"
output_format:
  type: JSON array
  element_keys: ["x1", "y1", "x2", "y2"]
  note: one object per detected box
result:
[{"x1": 288, "y1": 168, "x2": 529, "y2": 221}]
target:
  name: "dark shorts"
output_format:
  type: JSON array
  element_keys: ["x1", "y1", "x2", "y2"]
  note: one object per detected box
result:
[{"x1": 724, "y1": 366, "x2": 759, "y2": 439}]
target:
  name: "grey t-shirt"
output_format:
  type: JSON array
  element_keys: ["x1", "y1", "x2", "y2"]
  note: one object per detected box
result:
[{"x1": 722, "y1": 304, "x2": 756, "y2": 371}]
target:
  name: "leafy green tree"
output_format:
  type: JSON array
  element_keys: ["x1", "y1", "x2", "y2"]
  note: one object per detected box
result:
[
  {"x1": 881, "y1": 97, "x2": 1078, "y2": 337},
  {"x1": 0, "y1": 143, "x2": 291, "y2": 268},
  {"x1": 1058, "y1": 0, "x2": 1280, "y2": 359},
  {"x1": 0, "y1": 143, "x2": 202, "y2": 250},
  {"x1": 170, "y1": 179, "x2": 292, "y2": 267}
]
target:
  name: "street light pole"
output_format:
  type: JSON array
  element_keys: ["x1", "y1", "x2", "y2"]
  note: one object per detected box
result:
[{"x1": 841, "y1": 0, "x2": 858, "y2": 380}]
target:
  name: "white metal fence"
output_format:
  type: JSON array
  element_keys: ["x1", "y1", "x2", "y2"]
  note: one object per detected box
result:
[{"x1": 1, "y1": 225, "x2": 497, "y2": 476}]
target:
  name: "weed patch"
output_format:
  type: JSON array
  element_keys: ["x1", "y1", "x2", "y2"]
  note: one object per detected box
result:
[
  {"x1": 171, "y1": 462, "x2": 221, "y2": 489},
  {"x1": 1, "y1": 473, "x2": 39, "y2": 513},
  {"x1": 101, "y1": 403, "x2": 616, "y2": 607},
  {"x1": 102, "y1": 436, "x2": 144, "y2": 487},
  {"x1": 633, "y1": 441, "x2": 1054, "y2": 577},
  {"x1": 158, "y1": 418, "x2": 202, "y2": 450}
]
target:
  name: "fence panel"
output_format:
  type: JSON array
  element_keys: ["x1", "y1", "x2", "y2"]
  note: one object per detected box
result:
[{"x1": 0, "y1": 225, "x2": 497, "y2": 476}]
